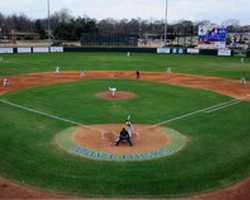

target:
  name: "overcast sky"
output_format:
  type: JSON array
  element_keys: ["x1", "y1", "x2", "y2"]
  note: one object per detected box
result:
[{"x1": 0, "y1": 0, "x2": 249, "y2": 25}]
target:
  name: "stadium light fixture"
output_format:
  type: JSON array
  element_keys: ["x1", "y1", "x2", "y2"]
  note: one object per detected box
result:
[{"x1": 164, "y1": 0, "x2": 168, "y2": 46}]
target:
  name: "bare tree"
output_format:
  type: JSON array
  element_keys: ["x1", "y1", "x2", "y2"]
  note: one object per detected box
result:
[
  {"x1": 221, "y1": 19, "x2": 240, "y2": 27},
  {"x1": 12, "y1": 14, "x2": 33, "y2": 32}
]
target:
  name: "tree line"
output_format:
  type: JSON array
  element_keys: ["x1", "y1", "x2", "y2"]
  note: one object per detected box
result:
[{"x1": 0, "y1": 8, "x2": 249, "y2": 42}]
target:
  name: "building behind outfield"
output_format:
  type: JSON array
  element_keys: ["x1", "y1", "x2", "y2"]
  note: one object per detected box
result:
[{"x1": 81, "y1": 33, "x2": 138, "y2": 47}]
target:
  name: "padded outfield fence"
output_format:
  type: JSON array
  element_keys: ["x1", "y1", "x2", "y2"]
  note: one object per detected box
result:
[{"x1": 0, "y1": 46, "x2": 249, "y2": 57}]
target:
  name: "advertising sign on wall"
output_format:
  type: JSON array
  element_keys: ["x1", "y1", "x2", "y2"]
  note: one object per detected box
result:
[
  {"x1": 51, "y1": 47, "x2": 64, "y2": 52},
  {"x1": 172, "y1": 48, "x2": 184, "y2": 54},
  {"x1": 33, "y1": 47, "x2": 49, "y2": 53},
  {"x1": 17, "y1": 48, "x2": 32, "y2": 53},
  {"x1": 233, "y1": 50, "x2": 248, "y2": 57},
  {"x1": 157, "y1": 48, "x2": 170, "y2": 54},
  {"x1": 218, "y1": 50, "x2": 231, "y2": 56},
  {"x1": 0, "y1": 48, "x2": 13, "y2": 54},
  {"x1": 198, "y1": 26, "x2": 227, "y2": 49},
  {"x1": 187, "y1": 48, "x2": 199, "y2": 54}
]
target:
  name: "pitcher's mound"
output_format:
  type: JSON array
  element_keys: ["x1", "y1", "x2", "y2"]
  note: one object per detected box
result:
[{"x1": 95, "y1": 91, "x2": 137, "y2": 100}]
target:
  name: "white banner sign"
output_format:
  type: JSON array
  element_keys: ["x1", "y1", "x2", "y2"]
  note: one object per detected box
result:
[
  {"x1": 50, "y1": 47, "x2": 64, "y2": 52},
  {"x1": 187, "y1": 48, "x2": 199, "y2": 54},
  {"x1": 0, "y1": 48, "x2": 13, "y2": 54},
  {"x1": 218, "y1": 50, "x2": 231, "y2": 56},
  {"x1": 33, "y1": 47, "x2": 49, "y2": 53},
  {"x1": 157, "y1": 48, "x2": 170, "y2": 54},
  {"x1": 17, "y1": 48, "x2": 32, "y2": 53}
]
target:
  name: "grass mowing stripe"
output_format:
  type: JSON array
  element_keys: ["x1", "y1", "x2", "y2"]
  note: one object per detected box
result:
[{"x1": 0, "y1": 98, "x2": 105, "y2": 133}]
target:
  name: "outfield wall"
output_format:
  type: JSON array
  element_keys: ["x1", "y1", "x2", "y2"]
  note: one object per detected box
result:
[{"x1": 0, "y1": 47, "x2": 249, "y2": 57}]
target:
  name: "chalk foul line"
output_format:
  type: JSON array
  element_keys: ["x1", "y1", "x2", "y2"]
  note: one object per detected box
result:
[
  {"x1": 139, "y1": 96, "x2": 247, "y2": 131},
  {"x1": 0, "y1": 99, "x2": 104, "y2": 133}
]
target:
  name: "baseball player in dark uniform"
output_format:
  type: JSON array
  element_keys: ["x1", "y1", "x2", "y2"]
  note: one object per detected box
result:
[
  {"x1": 136, "y1": 70, "x2": 140, "y2": 79},
  {"x1": 115, "y1": 127, "x2": 133, "y2": 146}
]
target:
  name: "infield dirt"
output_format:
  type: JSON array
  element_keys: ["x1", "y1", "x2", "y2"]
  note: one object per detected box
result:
[{"x1": 0, "y1": 71, "x2": 250, "y2": 199}]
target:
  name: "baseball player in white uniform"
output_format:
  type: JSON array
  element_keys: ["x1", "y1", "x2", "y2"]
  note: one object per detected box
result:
[
  {"x1": 125, "y1": 115, "x2": 133, "y2": 137},
  {"x1": 55, "y1": 66, "x2": 61, "y2": 73},
  {"x1": 109, "y1": 87, "x2": 117, "y2": 97},
  {"x1": 3, "y1": 77, "x2": 10, "y2": 86},
  {"x1": 240, "y1": 76, "x2": 247, "y2": 84},
  {"x1": 166, "y1": 68, "x2": 172, "y2": 74},
  {"x1": 80, "y1": 69, "x2": 86, "y2": 78}
]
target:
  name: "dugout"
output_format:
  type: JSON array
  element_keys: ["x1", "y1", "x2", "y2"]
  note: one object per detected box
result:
[{"x1": 81, "y1": 33, "x2": 139, "y2": 47}]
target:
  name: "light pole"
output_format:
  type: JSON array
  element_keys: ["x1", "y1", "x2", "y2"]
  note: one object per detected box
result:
[
  {"x1": 47, "y1": 0, "x2": 51, "y2": 51},
  {"x1": 164, "y1": 0, "x2": 168, "y2": 46}
]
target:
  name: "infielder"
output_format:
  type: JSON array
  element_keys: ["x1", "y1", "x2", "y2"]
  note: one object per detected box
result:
[
  {"x1": 55, "y1": 66, "x2": 61, "y2": 73},
  {"x1": 240, "y1": 76, "x2": 247, "y2": 84},
  {"x1": 80, "y1": 69, "x2": 86, "y2": 78},
  {"x1": 166, "y1": 68, "x2": 172, "y2": 74},
  {"x1": 136, "y1": 71, "x2": 140, "y2": 79},
  {"x1": 3, "y1": 77, "x2": 10, "y2": 86}
]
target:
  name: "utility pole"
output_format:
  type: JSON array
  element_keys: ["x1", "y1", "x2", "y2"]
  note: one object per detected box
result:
[{"x1": 164, "y1": 0, "x2": 168, "y2": 46}]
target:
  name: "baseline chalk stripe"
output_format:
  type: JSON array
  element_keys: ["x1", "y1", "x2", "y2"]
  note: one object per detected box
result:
[
  {"x1": 204, "y1": 100, "x2": 242, "y2": 113},
  {"x1": 139, "y1": 96, "x2": 246, "y2": 132},
  {"x1": 0, "y1": 99, "x2": 104, "y2": 133}
]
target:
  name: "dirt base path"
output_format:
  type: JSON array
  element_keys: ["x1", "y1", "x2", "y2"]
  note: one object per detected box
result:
[
  {"x1": 1, "y1": 71, "x2": 250, "y2": 100},
  {"x1": 1, "y1": 71, "x2": 250, "y2": 199}
]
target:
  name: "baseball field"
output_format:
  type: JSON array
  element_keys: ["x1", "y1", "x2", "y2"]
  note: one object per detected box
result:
[{"x1": 0, "y1": 52, "x2": 250, "y2": 199}]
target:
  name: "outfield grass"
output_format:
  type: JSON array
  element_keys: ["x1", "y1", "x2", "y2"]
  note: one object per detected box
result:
[
  {"x1": 0, "y1": 79, "x2": 250, "y2": 197},
  {"x1": 0, "y1": 53, "x2": 250, "y2": 79}
]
